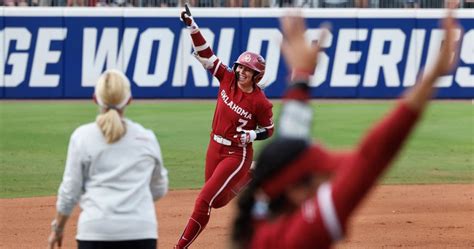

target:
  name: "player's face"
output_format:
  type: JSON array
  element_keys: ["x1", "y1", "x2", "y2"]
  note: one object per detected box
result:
[{"x1": 236, "y1": 64, "x2": 255, "y2": 87}]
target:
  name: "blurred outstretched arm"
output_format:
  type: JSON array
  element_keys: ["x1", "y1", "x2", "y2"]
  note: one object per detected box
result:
[{"x1": 403, "y1": 10, "x2": 459, "y2": 112}]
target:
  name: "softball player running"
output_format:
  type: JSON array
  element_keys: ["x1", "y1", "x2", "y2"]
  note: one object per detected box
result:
[
  {"x1": 231, "y1": 10, "x2": 459, "y2": 249},
  {"x1": 175, "y1": 5, "x2": 274, "y2": 249},
  {"x1": 47, "y1": 69, "x2": 168, "y2": 249}
]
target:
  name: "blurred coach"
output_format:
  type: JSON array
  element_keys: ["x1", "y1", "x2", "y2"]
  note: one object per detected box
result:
[{"x1": 47, "y1": 69, "x2": 168, "y2": 249}]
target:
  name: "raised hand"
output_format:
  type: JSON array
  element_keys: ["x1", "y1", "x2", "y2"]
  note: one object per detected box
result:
[
  {"x1": 280, "y1": 13, "x2": 330, "y2": 75},
  {"x1": 432, "y1": 10, "x2": 459, "y2": 76},
  {"x1": 403, "y1": 8, "x2": 460, "y2": 112},
  {"x1": 180, "y1": 3, "x2": 199, "y2": 31}
]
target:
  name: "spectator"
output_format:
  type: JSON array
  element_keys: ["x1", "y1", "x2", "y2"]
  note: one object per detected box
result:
[
  {"x1": 445, "y1": 0, "x2": 459, "y2": 7},
  {"x1": 249, "y1": 0, "x2": 270, "y2": 7},
  {"x1": 4, "y1": 0, "x2": 28, "y2": 6},
  {"x1": 229, "y1": 0, "x2": 243, "y2": 6},
  {"x1": 464, "y1": 0, "x2": 474, "y2": 7},
  {"x1": 355, "y1": 0, "x2": 369, "y2": 7},
  {"x1": 67, "y1": 0, "x2": 86, "y2": 6}
]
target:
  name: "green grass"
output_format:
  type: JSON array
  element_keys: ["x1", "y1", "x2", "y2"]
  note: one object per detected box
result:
[
  {"x1": 311, "y1": 102, "x2": 474, "y2": 184},
  {"x1": 0, "y1": 100, "x2": 472, "y2": 198}
]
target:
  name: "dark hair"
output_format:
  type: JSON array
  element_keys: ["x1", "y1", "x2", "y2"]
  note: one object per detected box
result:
[{"x1": 231, "y1": 138, "x2": 308, "y2": 249}]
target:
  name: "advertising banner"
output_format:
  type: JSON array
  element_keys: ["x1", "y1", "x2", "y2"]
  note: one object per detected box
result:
[{"x1": 1, "y1": 8, "x2": 473, "y2": 99}]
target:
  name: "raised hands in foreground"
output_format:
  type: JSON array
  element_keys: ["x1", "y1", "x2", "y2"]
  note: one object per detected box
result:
[
  {"x1": 277, "y1": 14, "x2": 331, "y2": 138},
  {"x1": 280, "y1": 14, "x2": 330, "y2": 78},
  {"x1": 404, "y1": 9, "x2": 460, "y2": 112}
]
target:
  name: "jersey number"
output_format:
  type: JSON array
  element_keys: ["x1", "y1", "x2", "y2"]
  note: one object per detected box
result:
[{"x1": 237, "y1": 119, "x2": 248, "y2": 132}]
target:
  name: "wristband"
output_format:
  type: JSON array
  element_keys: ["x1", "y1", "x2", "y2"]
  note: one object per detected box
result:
[
  {"x1": 248, "y1": 130, "x2": 257, "y2": 142},
  {"x1": 291, "y1": 69, "x2": 313, "y2": 81},
  {"x1": 278, "y1": 101, "x2": 313, "y2": 140}
]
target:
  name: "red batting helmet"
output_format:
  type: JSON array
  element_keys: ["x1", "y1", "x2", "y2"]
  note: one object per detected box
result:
[{"x1": 232, "y1": 51, "x2": 266, "y2": 83}]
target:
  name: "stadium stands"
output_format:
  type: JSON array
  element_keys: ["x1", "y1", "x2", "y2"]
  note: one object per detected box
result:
[{"x1": 1, "y1": 0, "x2": 472, "y2": 12}]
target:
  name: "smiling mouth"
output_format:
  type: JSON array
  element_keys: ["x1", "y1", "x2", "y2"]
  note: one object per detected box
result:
[{"x1": 239, "y1": 75, "x2": 247, "y2": 82}]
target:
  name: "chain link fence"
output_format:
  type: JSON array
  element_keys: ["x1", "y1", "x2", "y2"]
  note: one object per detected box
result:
[{"x1": 2, "y1": 0, "x2": 473, "y2": 9}]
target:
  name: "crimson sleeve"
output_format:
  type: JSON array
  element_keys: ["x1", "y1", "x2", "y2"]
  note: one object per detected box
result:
[
  {"x1": 255, "y1": 98, "x2": 274, "y2": 140},
  {"x1": 276, "y1": 147, "x2": 353, "y2": 249},
  {"x1": 190, "y1": 31, "x2": 233, "y2": 82},
  {"x1": 190, "y1": 31, "x2": 213, "y2": 57},
  {"x1": 331, "y1": 102, "x2": 420, "y2": 234},
  {"x1": 282, "y1": 103, "x2": 420, "y2": 248}
]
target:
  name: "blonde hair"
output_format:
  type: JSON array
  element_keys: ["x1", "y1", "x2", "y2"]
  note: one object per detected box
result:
[{"x1": 94, "y1": 69, "x2": 131, "y2": 144}]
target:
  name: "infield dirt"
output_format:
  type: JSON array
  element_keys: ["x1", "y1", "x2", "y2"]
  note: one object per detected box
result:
[{"x1": 1, "y1": 184, "x2": 472, "y2": 249}]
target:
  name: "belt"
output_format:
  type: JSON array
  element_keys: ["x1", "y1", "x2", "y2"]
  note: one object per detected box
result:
[{"x1": 213, "y1": 134, "x2": 232, "y2": 146}]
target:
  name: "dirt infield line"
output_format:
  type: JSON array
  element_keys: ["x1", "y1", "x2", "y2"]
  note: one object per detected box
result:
[{"x1": 0, "y1": 184, "x2": 472, "y2": 249}]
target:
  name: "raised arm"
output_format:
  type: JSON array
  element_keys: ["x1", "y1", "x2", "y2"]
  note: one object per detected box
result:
[
  {"x1": 180, "y1": 5, "x2": 231, "y2": 81},
  {"x1": 330, "y1": 8, "x2": 460, "y2": 231},
  {"x1": 403, "y1": 11, "x2": 459, "y2": 112}
]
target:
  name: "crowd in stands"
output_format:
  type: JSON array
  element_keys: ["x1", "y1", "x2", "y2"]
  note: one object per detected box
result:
[{"x1": 2, "y1": 0, "x2": 473, "y2": 9}]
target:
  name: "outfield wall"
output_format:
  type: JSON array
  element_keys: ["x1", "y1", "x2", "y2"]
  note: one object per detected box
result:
[{"x1": 0, "y1": 8, "x2": 473, "y2": 99}]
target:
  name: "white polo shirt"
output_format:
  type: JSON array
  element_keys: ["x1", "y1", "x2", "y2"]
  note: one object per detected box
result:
[{"x1": 56, "y1": 118, "x2": 168, "y2": 241}]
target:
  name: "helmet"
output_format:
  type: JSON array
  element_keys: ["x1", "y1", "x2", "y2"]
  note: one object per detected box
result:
[{"x1": 232, "y1": 51, "x2": 266, "y2": 83}]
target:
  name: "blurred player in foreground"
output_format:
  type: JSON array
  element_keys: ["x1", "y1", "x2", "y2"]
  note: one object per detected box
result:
[
  {"x1": 231, "y1": 9, "x2": 459, "y2": 249},
  {"x1": 175, "y1": 5, "x2": 274, "y2": 249},
  {"x1": 47, "y1": 69, "x2": 169, "y2": 249}
]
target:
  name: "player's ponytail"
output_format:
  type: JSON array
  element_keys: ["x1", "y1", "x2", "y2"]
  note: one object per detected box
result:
[
  {"x1": 95, "y1": 69, "x2": 131, "y2": 144},
  {"x1": 231, "y1": 138, "x2": 309, "y2": 248}
]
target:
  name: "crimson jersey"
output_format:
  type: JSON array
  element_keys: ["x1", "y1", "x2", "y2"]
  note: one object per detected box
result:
[
  {"x1": 190, "y1": 30, "x2": 273, "y2": 145},
  {"x1": 249, "y1": 102, "x2": 419, "y2": 249},
  {"x1": 212, "y1": 64, "x2": 273, "y2": 144},
  {"x1": 176, "y1": 22, "x2": 274, "y2": 249}
]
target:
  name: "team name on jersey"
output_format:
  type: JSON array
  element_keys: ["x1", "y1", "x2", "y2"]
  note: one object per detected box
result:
[{"x1": 220, "y1": 90, "x2": 253, "y2": 120}]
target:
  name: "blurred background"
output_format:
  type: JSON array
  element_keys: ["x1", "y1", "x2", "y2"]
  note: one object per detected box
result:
[{"x1": 2, "y1": 0, "x2": 473, "y2": 10}]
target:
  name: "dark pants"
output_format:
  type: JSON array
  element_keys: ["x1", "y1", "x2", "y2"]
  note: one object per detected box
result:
[{"x1": 77, "y1": 239, "x2": 157, "y2": 249}]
